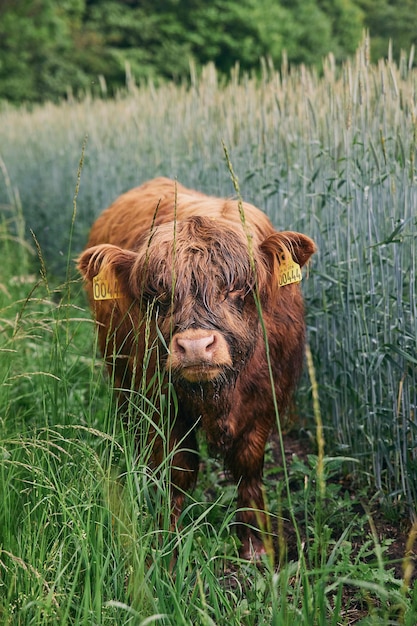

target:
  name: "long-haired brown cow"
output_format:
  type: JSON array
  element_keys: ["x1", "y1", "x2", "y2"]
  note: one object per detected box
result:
[{"x1": 78, "y1": 177, "x2": 315, "y2": 559}]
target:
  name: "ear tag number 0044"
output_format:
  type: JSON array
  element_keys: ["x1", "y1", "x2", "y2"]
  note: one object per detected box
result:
[
  {"x1": 93, "y1": 274, "x2": 122, "y2": 300},
  {"x1": 278, "y1": 257, "x2": 302, "y2": 287}
]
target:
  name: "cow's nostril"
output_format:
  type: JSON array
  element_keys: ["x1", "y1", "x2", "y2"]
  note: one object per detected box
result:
[{"x1": 174, "y1": 336, "x2": 187, "y2": 355}]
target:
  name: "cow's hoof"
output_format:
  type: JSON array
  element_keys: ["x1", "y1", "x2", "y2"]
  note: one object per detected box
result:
[{"x1": 240, "y1": 537, "x2": 268, "y2": 562}]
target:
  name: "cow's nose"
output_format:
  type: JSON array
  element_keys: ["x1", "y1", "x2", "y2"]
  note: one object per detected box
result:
[
  {"x1": 167, "y1": 328, "x2": 232, "y2": 380},
  {"x1": 172, "y1": 333, "x2": 216, "y2": 362}
]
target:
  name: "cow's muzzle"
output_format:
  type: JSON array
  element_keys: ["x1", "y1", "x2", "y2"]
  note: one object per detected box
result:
[{"x1": 167, "y1": 328, "x2": 232, "y2": 382}]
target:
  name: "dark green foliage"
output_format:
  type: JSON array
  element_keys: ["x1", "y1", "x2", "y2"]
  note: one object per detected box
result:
[
  {"x1": 0, "y1": 0, "x2": 91, "y2": 102},
  {"x1": 0, "y1": 0, "x2": 376, "y2": 104},
  {"x1": 357, "y1": 0, "x2": 417, "y2": 62}
]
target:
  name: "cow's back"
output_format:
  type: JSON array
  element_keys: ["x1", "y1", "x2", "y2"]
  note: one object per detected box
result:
[{"x1": 86, "y1": 177, "x2": 274, "y2": 251}]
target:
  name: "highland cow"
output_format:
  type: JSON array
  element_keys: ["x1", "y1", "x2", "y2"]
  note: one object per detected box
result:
[{"x1": 78, "y1": 177, "x2": 315, "y2": 559}]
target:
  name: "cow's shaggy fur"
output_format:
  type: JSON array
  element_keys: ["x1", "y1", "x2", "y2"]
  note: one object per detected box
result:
[{"x1": 78, "y1": 177, "x2": 316, "y2": 559}]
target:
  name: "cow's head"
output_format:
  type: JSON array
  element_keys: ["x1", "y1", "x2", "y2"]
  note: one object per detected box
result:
[{"x1": 78, "y1": 216, "x2": 315, "y2": 385}]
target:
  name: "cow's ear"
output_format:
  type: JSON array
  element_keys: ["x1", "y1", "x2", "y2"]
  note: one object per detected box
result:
[
  {"x1": 261, "y1": 231, "x2": 316, "y2": 268},
  {"x1": 77, "y1": 244, "x2": 137, "y2": 291}
]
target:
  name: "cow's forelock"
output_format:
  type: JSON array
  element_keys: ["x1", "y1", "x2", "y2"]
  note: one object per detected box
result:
[{"x1": 129, "y1": 217, "x2": 260, "y2": 362}]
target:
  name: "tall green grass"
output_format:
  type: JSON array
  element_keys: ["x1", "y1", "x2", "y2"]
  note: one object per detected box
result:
[
  {"x1": 1, "y1": 207, "x2": 417, "y2": 623},
  {"x1": 1, "y1": 37, "x2": 417, "y2": 622}
]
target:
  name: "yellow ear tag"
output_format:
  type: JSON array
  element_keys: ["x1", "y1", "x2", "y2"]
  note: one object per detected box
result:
[
  {"x1": 93, "y1": 273, "x2": 122, "y2": 300},
  {"x1": 278, "y1": 256, "x2": 302, "y2": 287}
]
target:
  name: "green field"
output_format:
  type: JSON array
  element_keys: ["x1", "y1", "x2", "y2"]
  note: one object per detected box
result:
[{"x1": 1, "y1": 39, "x2": 417, "y2": 623}]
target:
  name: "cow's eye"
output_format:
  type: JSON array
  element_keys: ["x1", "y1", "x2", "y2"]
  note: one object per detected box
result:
[
  {"x1": 229, "y1": 283, "x2": 252, "y2": 299},
  {"x1": 155, "y1": 292, "x2": 172, "y2": 311},
  {"x1": 140, "y1": 285, "x2": 170, "y2": 310}
]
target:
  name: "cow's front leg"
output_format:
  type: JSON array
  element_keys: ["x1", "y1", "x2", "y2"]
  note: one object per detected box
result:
[
  {"x1": 169, "y1": 430, "x2": 200, "y2": 529},
  {"x1": 151, "y1": 418, "x2": 200, "y2": 530},
  {"x1": 227, "y1": 432, "x2": 270, "y2": 560}
]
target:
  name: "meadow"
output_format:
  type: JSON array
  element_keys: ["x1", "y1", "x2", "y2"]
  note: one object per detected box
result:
[{"x1": 0, "y1": 38, "x2": 417, "y2": 623}]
